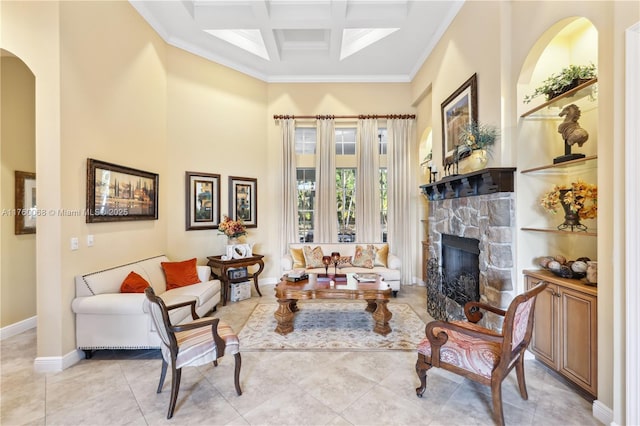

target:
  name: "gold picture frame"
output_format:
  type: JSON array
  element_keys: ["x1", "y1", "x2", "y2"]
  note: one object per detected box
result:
[{"x1": 14, "y1": 170, "x2": 36, "y2": 235}]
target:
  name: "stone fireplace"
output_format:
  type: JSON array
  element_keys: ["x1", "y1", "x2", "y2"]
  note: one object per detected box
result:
[{"x1": 421, "y1": 168, "x2": 516, "y2": 331}]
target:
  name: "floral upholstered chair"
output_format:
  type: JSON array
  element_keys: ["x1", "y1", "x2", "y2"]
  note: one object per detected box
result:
[
  {"x1": 415, "y1": 282, "x2": 548, "y2": 426},
  {"x1": 145, "y1": 287, "x2": 242, "y2": 419}
]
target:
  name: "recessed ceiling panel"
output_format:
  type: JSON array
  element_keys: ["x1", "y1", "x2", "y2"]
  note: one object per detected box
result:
[{"x1": 129, "y1": 0, "x2": 464, "y2": 82}]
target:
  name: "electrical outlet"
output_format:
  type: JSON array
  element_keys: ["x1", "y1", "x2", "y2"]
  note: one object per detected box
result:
[
  {"x1": 87, "y1": 235, "x2": 94, "y2": 247},
  {"x1": 71, "y1": 237, "x2": 79, "y2": 251}
]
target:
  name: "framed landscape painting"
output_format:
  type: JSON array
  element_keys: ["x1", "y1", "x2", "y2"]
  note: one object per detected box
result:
[
  {"x1": 86, "y1": 158, "x2": 158, "y2": 223},
  {"x1": 441, "y1": 73, "x2": 478, "y2": 164},
  {"x1": 229, "y1": 176, "x2": 257, "y2": 228},
  {"x1": 185, "y1": 171, "x2": 220, "y2": 230}
]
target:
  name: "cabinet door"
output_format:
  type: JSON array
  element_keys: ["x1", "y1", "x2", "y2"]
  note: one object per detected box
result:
[
  {"x1": 527, "y1": 278, "x2": 559, "y2": 368},
  {"x1": 559, "y1": 287, "x2": 597, "y2": 395}
]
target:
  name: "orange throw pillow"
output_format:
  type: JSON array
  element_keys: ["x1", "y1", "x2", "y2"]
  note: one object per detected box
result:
[
  {"x1": 120, "y1": 271, "x2": 150, "y2": 293},
  {"x1": 161, "y1": 258, "x2": 201, "y2": 290}
]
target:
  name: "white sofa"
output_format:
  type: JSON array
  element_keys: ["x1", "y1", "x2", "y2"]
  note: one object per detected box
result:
[
  {"x1": 71, "y1": 255, "x2": 221, "y2": 358},
  {"x1": 281, "y1": 243, "x2": 401, "y2": 295}
]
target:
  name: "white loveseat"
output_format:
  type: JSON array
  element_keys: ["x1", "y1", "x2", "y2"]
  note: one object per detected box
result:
[
  {"x1": 71, "y1": 255, "x2": 221, "y2": 358},
  {"x1": 281, "y1": 243, "x2": 401, "y2": 295}
]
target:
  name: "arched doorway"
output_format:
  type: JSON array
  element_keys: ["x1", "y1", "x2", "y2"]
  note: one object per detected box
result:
[{"x1": 0, "y1": 49, "x2": 37, "y2": 338}]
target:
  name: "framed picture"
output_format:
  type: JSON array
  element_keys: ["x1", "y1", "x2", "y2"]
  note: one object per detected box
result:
[
  {"x1": 229, "y1": 176, "x2": 257, "y2": 228},
  {"x1": 185, "y1": 171, "x2": 220, "y2": 230},
  {"x1": 86, "y1": 158, "x2": 158, "y2": 223},
  {"x1": 15, "y1": 170, "x2": 36, "y2": 235},
  {"x1": 441, "y1": 73, "x2": 478, "y2": 164}
]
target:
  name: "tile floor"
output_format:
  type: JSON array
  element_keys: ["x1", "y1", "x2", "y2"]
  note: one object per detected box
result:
[{"x1": 1, "y1": 285, "x2": 601, "y2": 425}]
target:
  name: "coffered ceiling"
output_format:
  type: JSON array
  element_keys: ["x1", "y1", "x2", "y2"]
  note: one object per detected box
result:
[{"x1": 129, "y1": 0, "x2": 464, "y2": 82}]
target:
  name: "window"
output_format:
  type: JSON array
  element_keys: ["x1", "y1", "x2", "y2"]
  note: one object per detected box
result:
[
  {"x1": 379, "y1": 168, "x2": 388, "y2": 242},
  {"x1": 294, "y1": 125, "x2": 388, "y2": 243},
  {"x1": 295, "y1": 127, "x2": 316, "y2": 155},
  {"x1": 336, "y1": 168, "x2": 356, "y2": 242},
  {"x1": 297, "y1": 168, "x2": 315, "y2": 242},
  {"x1": 378, "y1": 128, "x2": 388, "y2": 155},
  {"x1": 335, "y1": 128, "x2": 356, "y2": 155}
]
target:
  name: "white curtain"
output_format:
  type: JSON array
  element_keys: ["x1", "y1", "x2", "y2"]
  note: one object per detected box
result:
[
  {"x1": 387, "y1": 118, "x2": 415, "y2": 284},
  {"x1": 280, "y1": 118, "x2": 298, "y2": 253},
  {"x1": 355, "y1": 118, "x2": 381, "y2": 242},
  {"x1": 314, "y1": 118, "x2": 338, "y2": 242}
]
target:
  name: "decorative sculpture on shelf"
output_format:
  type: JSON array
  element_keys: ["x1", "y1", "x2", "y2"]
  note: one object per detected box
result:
[{"x1": 554, "y1": 103, "x2": 588, "y2": 164}]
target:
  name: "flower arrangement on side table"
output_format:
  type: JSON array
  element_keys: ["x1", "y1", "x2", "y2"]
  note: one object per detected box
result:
[
  {"x1": 540, "y1": 180, "x2": 597, "y2": 231},
  {"x1": 218, "y1": 215, "x2": 247, "y2": 242}
]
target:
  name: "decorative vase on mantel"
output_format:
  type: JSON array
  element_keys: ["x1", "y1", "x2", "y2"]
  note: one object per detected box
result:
[
  {"x1": 557, "y1": 189, "x2": 587, "y2": 232},
  {"x1": 459, "y1": 149, "x2": 488, "y2": 174}
]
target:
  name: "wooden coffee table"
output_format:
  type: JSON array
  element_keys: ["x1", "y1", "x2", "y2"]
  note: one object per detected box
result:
[{"x1": 273, "y1": 274, "x2": 393, "y2": 336}]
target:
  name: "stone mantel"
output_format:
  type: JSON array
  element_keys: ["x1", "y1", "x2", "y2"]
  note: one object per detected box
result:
[{"x1": 420, "y1": 167, "x2": 516, "y2": 201}]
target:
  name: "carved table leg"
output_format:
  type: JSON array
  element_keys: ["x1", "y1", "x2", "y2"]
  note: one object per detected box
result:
[
  {"x1": 365, "y1": 299, "x2": 376, "y2": 313},
  {"x1": 371, "y1": 299, "x2": 392, "y2": 335},
  {"x1": 274, "y1": 298, "x2": 295, "y2": 335}
]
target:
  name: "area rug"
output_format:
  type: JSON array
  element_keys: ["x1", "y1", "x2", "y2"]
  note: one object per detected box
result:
[{"x1": 237, "y1": 302, "x2": 425, "y2": 351}]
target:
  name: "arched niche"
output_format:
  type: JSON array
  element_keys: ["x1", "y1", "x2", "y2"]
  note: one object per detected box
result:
[
  {"x1": 518, "y1": 18, "x2": 598, "y2": 115},
  {"x1": 515, "y1": 16, "x2": 600, "y2": 401},
  {"x1": 418, "y1": 126, "x2": 433, "y2": 179}
]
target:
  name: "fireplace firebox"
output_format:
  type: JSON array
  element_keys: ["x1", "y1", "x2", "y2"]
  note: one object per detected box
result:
[{"x1": 441, "y1": 234, "x2": 480, "y2": 306}]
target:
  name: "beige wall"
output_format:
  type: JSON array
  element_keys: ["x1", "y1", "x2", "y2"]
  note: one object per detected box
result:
[
  {"x1": 411, "y1": 1, "x2": 503, "y2": 169},
  {"x1": 57, "y1": 1, "x2": 169, "y2": 353},
  {"x1": 165, "y1": 46, "x2": 269, "y2": 271},
  {"x1": 0, "y1": 55, "x2": 36, "y2": 327}
]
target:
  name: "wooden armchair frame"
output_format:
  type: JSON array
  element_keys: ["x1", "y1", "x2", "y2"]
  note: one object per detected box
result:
[
  {"x1": 145, "y1": 287, "x2": 241, "y2": 419},
  {"x1": 416, "y1": 282, "x2": 547, "y2": 425}
]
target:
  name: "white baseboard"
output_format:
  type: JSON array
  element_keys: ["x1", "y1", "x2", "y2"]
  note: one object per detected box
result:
[
  {"x1": 34, "y1": 349, "x2": 83, "y2": 373},
  {"x1": 592, "y1": 399, "x2": 613, "y2": 425},
  {"x1": 0, "y1": 316, "x2": 36, "y2": 340}
]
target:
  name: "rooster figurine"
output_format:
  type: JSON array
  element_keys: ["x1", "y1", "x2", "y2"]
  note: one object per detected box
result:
[{"x1": 558, "y1": 104, "x2": 589, "y2": 147}]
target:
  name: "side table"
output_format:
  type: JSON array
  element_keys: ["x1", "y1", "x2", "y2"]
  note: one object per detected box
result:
[{"x1": 207, "y1": 254, "x2": 264, "y2": 306}]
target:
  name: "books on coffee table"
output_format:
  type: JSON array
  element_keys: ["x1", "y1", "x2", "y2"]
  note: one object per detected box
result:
[
  {"x1": 354, "y1": 273, "x2": 378, "y2": 282},
  {"x1": 286, "y1": 269, "x2": 308, "y2": 282}
]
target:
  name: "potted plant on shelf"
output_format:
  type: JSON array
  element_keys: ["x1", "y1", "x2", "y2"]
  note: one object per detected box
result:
[
  {"x1": 540, "y1": 179, "x2": 597, "y2": 232},
  {"x1": 455, "y1": 120, "x2": 500, "y2": 173},
  {"x1": 523, "y1": 63, "x2": 597, "y2": 104}
]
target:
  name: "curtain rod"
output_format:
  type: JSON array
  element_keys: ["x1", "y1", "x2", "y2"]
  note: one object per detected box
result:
[{"x1": 273, "y1": 114, "x2": 415, "y2": 120}]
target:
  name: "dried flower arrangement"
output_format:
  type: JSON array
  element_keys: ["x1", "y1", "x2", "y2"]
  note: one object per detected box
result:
[{"x1": 540, "y1": 180, "x2": 597, "y2": 220}]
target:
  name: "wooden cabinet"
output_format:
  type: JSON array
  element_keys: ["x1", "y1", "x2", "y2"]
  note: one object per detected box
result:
[{"x1": 525, "y1": 269, "x2": 597, "y2": 397}]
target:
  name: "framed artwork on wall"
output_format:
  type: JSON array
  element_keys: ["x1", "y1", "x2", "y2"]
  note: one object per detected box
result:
[
  {"x1": 14, "y1": 170, "x2": 36, "y2": 235},
  {"x1": 185, "y1": 171, "x2": 220, "y2": 230},
  {"x1": 86, "y1": 158, "x2": 158, "y2": 223},
  {"x1": 228, "y1": 176, "x2": 257, "y2": 228},
  {"x1": 441, "y1": 73, "x2": 478, "y2": 165}
]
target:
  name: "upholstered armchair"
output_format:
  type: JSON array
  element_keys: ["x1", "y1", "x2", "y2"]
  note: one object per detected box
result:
[
  {"x1": 415, "y1": 282, "x2": 548, "y2": 426},
  {"x1": 145, "y1": 287, "x2": 242, "y2": 419}
]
